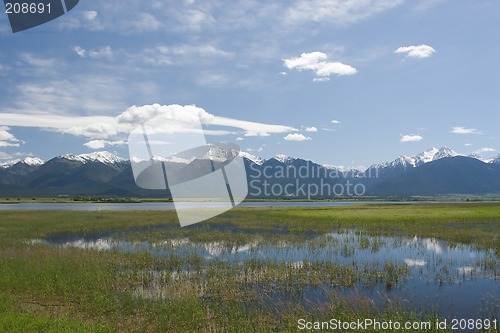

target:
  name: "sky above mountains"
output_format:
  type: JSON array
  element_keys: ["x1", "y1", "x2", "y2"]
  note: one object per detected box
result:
[{"x1": 0, "y1": 0, "x2": 499, "y2": 170}]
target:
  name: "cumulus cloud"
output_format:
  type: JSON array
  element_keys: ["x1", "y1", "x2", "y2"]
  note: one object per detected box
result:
[
  {"x1": 284, "y1": 133, "x2": 311, "y2": 141},
  {"x1": 331, "y1": 120, "x2": 341, "y2": 124},
  {"x1": 283, "y1": 52, "x2": 357, "y2": 81},
  {"x1": 84, "y1": 140, "x2": 125, "y2": 150},
  {"x1": 395, "y1": 44, "x2": 435, "y2": 58},
  {"x1": 451, "y1": 127, "x2": 482, "y2": 135},
  {"x1": 117, "y1": 104, "x2": 214, "y2": 126},
  {"x1": 400, "y1": 134, "x2": 423, "y2": 143},
  {"x1": 305, "y1": 127, "x2": 318, "y2": 132},
  {"x1": 118, "y1": 104, "x2": 297, "y2": 137}
]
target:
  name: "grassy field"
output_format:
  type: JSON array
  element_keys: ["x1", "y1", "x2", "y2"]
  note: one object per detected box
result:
[{"x1": 0, "y1": 203, "x2": 499, "y2": 332}]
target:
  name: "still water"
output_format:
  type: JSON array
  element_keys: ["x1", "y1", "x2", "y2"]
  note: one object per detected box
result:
[
  {"x1": 0, "y1": 200, "x2": 436, "y2": 211},
  {"x1": 32, "y1": 227, "x2": 499, "y2": 324}
]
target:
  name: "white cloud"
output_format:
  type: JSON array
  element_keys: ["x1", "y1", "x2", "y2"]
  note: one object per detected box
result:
[
  {"x1": 4, "y1": 75, "x2": 128, "y2": 116},
  {"x1": 395, "y1": 44, "x2": 435, "y2": 58},
  {"x1": 400, "y1": 134, "x2": 423, "y2": 143},
  {"x1": 451, "y1": 127, "x2": 482, "y2": 135},
  {"x1": 64, "y1": 123, "x2": 118, "y2": 139},
  {"x1": 0, "y1": 113, "x2": 121, "y2": 133},
  {"x1": 155, "y1": 45, "x2": 233, "y2": 58},
  {"x1": 73, "y1": 46, "x2": 86, "y2": 57},
  {"x1": 284, "y1": 133, "x2": 311, "y2": 141},
  {"x1": 236, "y1": 137, "x2": 244, "y2": 141},
  {"x1": 474, "y1": 147, "x2": 495, "y2": 154},
  {"x1": 283, "y1": 52, "x2": 357, "y2": 80},
  {"x1": 84, "y1": 140, "x2": 125, "y2": 150},
  {"x1": 285, "y1": 0, "x2": 404, "y2": 25},
  {"x1": 0, "y1": 126, "x2": 21, "y2": 147},
  {"x1": 305, "y1": 127, "x2": 318, "y2": 132},
  {"x1": 73, "y1": 46, "x2": 113, "y2": 59},
  {"x1": 84, "y1": 140, "x2": 106, "y2": 149},
  {"x1": 89, "y1": 46, "x2": 113, "y2": 59},
  {"x1": 174, "y1": 9, "x2": 215, "y2": 32},
  {"x1": 0, "y1": 126, "x2": 16, "y2": 141},
  {"x1": 118, "y1": 103, "x2": 297, "y2": 137},
  {"x1": 0, "y1": 104, "x2": 297, "y2": 141},
  {"x1": 464, "y1": 143, "x2": 473, "y2": 147},
  {"x1": 117, "y1": 104, "x2": 214, "y2": 126},
  {"x1": 331, "y1": 120, "x2": 341, "y2": 124},
  {"x1": 20, "y1": 53, "x2": 57, "y2": 72},
  {"x1": 0, "y1": 141, "x2": 20, "y2": 147},
  {"x1": 212, "y1": 116, "x2": 297, "y2": 137},
  {"x1": 83, "y1": 11, "x2": 98, "y2": 21}
]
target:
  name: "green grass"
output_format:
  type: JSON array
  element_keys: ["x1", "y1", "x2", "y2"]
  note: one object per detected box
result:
[{"x1": 0, "y1": 202, "x2": 499, "y2": 332}]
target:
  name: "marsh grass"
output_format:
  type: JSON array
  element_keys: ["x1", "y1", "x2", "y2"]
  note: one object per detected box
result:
[{"x1": 0, "y1": 203, "x2": 499, "y2": 332}]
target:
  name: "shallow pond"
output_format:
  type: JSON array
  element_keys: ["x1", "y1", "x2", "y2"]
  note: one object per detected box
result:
[{"x1": 33, "y1": 227, "x2": 499, "y2": 325}]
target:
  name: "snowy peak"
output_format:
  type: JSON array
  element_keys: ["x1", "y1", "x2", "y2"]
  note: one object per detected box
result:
[
  {"x1": 21, "y1": 157, "x2": 44, "y2": 166},
  {"x1": 273, "y1": 154, "x2": 295, "y2": 164},
  {"x1": 201, "y1": 145, "x2": 240, "y2": 163},
  {"x1": 62, "y1": 151, "x2": 126, "y2": 165},
  {"x1": 240, "y1": 152, "x2": 264, "y2": 165},
  {"x1": 0, "y1": 157, "x2": 44, "y2": 168},
  {"x1": 414, "y1": 147, "x2": 439, "y2": 165},
  {"x1": 369, "y1": 147, "x2": 462, "y2": 171},
  {"x1": 433, "y1": 146, "x2": 459, "y2": 161}
]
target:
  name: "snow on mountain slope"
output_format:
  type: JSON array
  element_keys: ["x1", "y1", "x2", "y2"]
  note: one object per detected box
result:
[
  {"x1": 62, "y1": 151, "x2": 126, "y2": 165},
  {"x1": 239, "y1": 152, "x2": 264, "y2": 165},
  {"x1": 22, "y1": 157, "x2": 45, "y2": 166},
  {"x1": 432, "y1": 146, "x2": 459, "y2": 161},
  {"x1": 273, "y1": 154, "x2": 296, "y2": 164},
  {"x1": 0, "y1": 157, "x2": 44, "y2": 168}
]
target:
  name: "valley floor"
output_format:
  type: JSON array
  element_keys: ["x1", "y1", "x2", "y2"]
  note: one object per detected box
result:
[{"x1": 0, "y1": 203, "x2": 499, "y2": 332}]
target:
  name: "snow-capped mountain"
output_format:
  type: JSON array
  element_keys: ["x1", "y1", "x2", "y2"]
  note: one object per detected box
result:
[
  {"x1": 368, "y1": 147, "x2": 461, "y2": 172},
  {"x1": 432, "y1": 146, "x2": 459, "y2": 161},
  {"x1": 61, "y1": 151, "x2": 126, "y2": 165},
  {"x1": 273, "y1": 154, "x2": 296, "y2": 164},
  {"x1": 201, "y1": 145, "x2": 240, "y2": 162},
  {"x1": 414, "y1": 147, "x2": 439, "y2": 164},
  {"x1": 239, "y1": 152, "x2": 264, "y2": 165},
  {"x1": 0, "y1": 157, "x2": 44, "y2": 168}
]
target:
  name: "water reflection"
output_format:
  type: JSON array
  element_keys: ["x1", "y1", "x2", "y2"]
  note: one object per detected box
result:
[{"x1": 33, "y1": 229, "x2": 499, "y2": 322}]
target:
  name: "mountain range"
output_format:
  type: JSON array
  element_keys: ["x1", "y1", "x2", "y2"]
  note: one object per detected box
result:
[{"x1": 1, "y1": 148, "x2": 499, "y2": 198}]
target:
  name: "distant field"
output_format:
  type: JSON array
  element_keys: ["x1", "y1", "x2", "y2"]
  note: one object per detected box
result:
[{"x1": 0, "y1": 203, "x2": 498, "y2": 332}]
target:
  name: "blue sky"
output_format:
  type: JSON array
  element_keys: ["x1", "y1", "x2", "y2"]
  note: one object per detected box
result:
[{"x1": 0, "y1": 0, "x2": 499, "y2": 169}]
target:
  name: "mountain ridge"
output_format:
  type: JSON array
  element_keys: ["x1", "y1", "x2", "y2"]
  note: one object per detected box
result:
[{"x1": 0, "y1": 147, "x2": 499, "y2": 197}]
